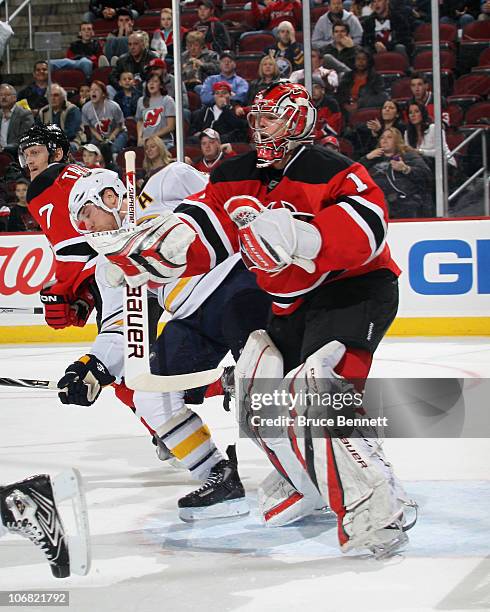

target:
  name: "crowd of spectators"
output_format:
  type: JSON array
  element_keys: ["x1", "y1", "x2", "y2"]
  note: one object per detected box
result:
[{"x1": 0, "y1": 0, "x2": 489, "y2": 229}]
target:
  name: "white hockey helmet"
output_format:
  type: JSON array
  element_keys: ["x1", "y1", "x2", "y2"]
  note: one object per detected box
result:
[{"x1": 69, "y1": 168, "x2": 127, "y2": 233}]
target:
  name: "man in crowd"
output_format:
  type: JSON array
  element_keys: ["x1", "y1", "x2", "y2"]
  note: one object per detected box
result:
[
  {"x1": 190, "y1": 128, "x2": 237, "y2": 173},
  {"x1": 409, "y1": 72, "x2": 450, "y2": 126},
  {"x1": 49, "y1": 22, "x2": 103, "y2": 80},
  {"x1": 18, "y1": 61, "x2": 49, "y2": 113},
  {"x1": 312, "y1": 0, "x2": 363, "y2": 50},
  {"x1": 193, "y1": 0, "x2": 231, "y2": 55},
  {"x1": 39, "y1": 84, "x2": 84, "y2": 151},
  {"x1": 109, "y1": 31, "x2": 159, "y2": 95},
  {"x1": 199, "y1": 52, "x2": 249, "y2": 106},
  {"x1": 84, "y1": 0, "x2": 139, "y2": 22},
  {"x1": 361, "y1": 0, "x2": 414, "y2": 56},
  {"x1": 0, "y1": 84, "x2": 34, "y2": 156},
  {"x1": 103, "y1": 8, "x2": 135, "y2": 64},
  {"x1": 322, "y1": 20, "x2": 358, "y2": 71}
]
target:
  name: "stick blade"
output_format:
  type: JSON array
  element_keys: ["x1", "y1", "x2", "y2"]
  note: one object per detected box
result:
[{"x1": 125, "y1": 367, "x2": 223, "y2": 392}]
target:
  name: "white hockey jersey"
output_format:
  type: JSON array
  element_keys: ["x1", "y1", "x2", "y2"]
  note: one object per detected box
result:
[{"x1": 89, "y1": 162, "x2": 240, "y2": 379}]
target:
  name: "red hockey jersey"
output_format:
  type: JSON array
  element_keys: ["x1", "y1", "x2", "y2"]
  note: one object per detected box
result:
[
  {"x1": 251, "y1": 0, "x2": 302, "y2": 29},
  {"x1": 27, "y1": 163, "x2": 96, "y2": 299},
  {"x1": 176, "y1": 146, "x2": 400, "y2": 316}
]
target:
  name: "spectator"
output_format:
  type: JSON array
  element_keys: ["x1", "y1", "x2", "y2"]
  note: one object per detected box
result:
[
  {"x1": 137, "y1": 135, "x2": 172, "y2": 188},
  {"x1": 81, "y1": 80, "x2": 128, "y2": 158},
  {"x1": 361, "y1": 0, "x2": 414, "y2": 56},
  {"x1": 440, "y1": 1, "x2": 479, "y2": 27},
  {"x1": 84, "y1": 0, "x2": 139, "y2": 23},
  {"x1": 114, "y1": 71, "x2": 139, "y2": 117},
  {"x1": 251, "y1": 0, "x2": 302, "y2": 30},
  {"x1": 75, "y1": 84, "x2": 91, "y2": 110},
  {"x1": 109, "y1": 31, "x2": 159, "y2": 95},
  {"x1": 49, "y1": 22, "x2": 102, "y2": 80},
  {"x1": 353, "y1": 98, "x2": 406, "y2": 158},
  {"x1": 337, "y1": 47, "x2": 387, "y2": 115},
  {"x1": 264, "y1": 21, "x2": 304, "y2": 72},
  {"x1": 151, "y1": 8, "x2": 187, "y2": 62},
  {"x1": 290, "y1": 47, "x2": 342, "y2": 87},
  {"x1": 322, "y1": 20, "x2": 358, "y2": 71},
  {"x1": 319, "y1": 134, "x2": 341, "y2": 152},
  {"x1": 0, "y1": 84, "x2": 34, "y2": 156},
  {"x1": 7, "y1": 178, "x2": 39, "y2": 232},
  {"x1": 182, "y1": 31, "x2": 220, "y2": 91},
  {"x1": 193, "y1": 0, "x2": 231, "y2": 56},
  {"x1": 80, "y1": 143, "x2": 103, "y2": 168},
  {"x1": 17, "y1": 61, "x2": 48, "y2": 113},
  {"x1": 135, "y1": 73, "x2": 176, "y2": 148},
  {"x1": 144, "y1": 58, "x2": 190, "y2": 116},
  {"x1": 39, "y1": 84, "x2": 84, "y2": 151},
  {"x1": 245, "y1": 55, "x2": 280, "y2": 105},
  {"x1": 190, "y1": 128, "x2": 237, "y2": 173},
  {"x1": 409, "y1": 73, "x2": 449, "y2": 126},
  {"x1": 191, "y1": 81, "x2": 248, "y2": 142},
  {"x1": 199, "y1": 52, "x2": 249, "y2": 106},
  {"x1": 310, "y1": 76, "x2": 343, "y2": 140},
  {"x1": 405, "y1": 101, "x2": 456, "y2": 168},
  {"x1": 479, "y1": 0, "x2": 490, "y2": 19},
  {"x1": 312, "y1": 0, "x2": 363, "y2": 49},
  {"x1": 102, "y1": 9, "x2": 135, "y2": 64},
  {"x1": 360, "y1": 127, "x2": 434, "y2": 217}
]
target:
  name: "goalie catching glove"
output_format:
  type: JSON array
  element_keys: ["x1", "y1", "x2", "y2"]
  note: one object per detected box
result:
[
  {"x1": 58, "y1": 354, "x2": 115, "y2": 406},
  {"x1": 86, "y1": 211, "x2": 196, "y2": 287},
  {"x1": 224, "y1": 196, "x2": 321, "y2": 274}
]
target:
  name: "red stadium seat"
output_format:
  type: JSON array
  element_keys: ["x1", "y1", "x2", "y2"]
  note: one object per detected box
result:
[
  {"x1": 391, "y1": 77, "x2": 413, "y2": 103},
  {"x1": 238, "y1": 31, "x2": 275, "y2": 54},
  {"x1": 184, "y1": 144, "x2": 202, "y2": 159},
  {"x1": 311, "y1": 6, "x2": 329, "y2": 24},
  {"x1": 413, "y1": 50, "x2": 456, "y2": 72},
  {"x1": 0, "y1": 151, "x2": 13, "y2": 177},
  {"x1": 235, "y1": 57, "x2": 260, "y2": 80},
  {"x1": 125, "y1": 118, "x2": 138, "y2": 145},
  {"x1": 52, "y1": 69, "x2": 87, "y2": 89},
  {"x1": 187, "y1": 90, "x2": 201, "y2": 112},
  {"x1": 91, "y1": 67, "x2": 112, "y2": 85},
  {"x1": 231, "y1": 142, "x2": 252, "y2": 155},
  {"x1": 147, "y1": 0, "x2": 171, "y2": 8},
  {"x1": 180, "y1": 10, "x2": 199, "y2": 29},
  {"x1": 374, "y1": 52, "x2": 409, "y2": 74},
  {"x1": 472, "y1": 47, "x2": 490, "y2": 74},
  {"x1": 464, "y1": 101, "x2": 490, "y2": 125},
  {"x1": 116, "y1": 147, "x2": 144, "y2": 170},
  {"x1": 222, "y1": 9, "x2": 256, "y2": 30},
  {"x1": 93, "y1": 19, "x2": 117, "y2": 37},
  {"x1": 448, "y1": 74, "x2": 490, "y2": 106},
  {"x1": 413, "y1": 23, "x2": 457, "y2": 50},
  {"x1": 447, "y1": 103, "x2": 464, "y2": 128},
  {"x1": 348, "y1": 108, "x2": 380, "y2": 128},
  {"x1": 462, "y1": 21, "x2": 490, "y2": 42},
  {"x1": 135, "y1": 15, "x2": 161, "y2": 32}
]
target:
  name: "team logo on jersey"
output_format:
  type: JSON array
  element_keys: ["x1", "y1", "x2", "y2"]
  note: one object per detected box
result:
[
  {"x1": 267, "y1": 200, "x2": 298, "y2": 213},
  {"x1": 143, "y1": 107, "x2": 164, "y2": 128},
  {"x1": 96, "y1": 119, "x2": 111, "y2": 136}
]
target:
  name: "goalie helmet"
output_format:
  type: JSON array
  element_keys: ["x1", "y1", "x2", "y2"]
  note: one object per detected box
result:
[
  {"x1": 18, "y1": 122, "x2": 70, "y2": 167},
  {"x1": 69, "y1": 168, "x2": 127, "y2": 234},
  {"x1": 248, "y1": 81, "x2": 317, "y2": 168}
]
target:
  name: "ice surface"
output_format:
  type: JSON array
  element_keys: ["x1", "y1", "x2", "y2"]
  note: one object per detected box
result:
[{"x1": 0, "y1": 338, "x2": 489, "y2": 612}]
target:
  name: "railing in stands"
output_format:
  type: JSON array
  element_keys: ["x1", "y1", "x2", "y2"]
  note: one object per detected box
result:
[
  {"x1": 446, "y1": 128, "x2": 489, "y2": 216},
  {"x1": 1, "y1": 0, "x2": 33, "y2": 74}
]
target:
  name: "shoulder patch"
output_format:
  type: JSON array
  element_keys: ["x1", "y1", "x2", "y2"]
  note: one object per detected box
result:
[{"x1": 27, "y1": 164, "x2": 67, "y2": 203}]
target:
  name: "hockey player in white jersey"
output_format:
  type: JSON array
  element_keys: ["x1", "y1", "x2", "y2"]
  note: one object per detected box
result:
[{"x1": 62, "y1": 163, "x2": 271, "y2": 520}]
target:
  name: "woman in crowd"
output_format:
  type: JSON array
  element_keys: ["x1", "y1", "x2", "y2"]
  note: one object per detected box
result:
[
  {"x1": 151, "y1": 8, "x2": 187, "y2": 63},
  {"x1": 336, "y1": 47, "x2": 386, "y2": 116},
  {"x1": 263, "y1": 21, "x2": 304, "y2": 72},
  {"x1": 245, "y1": 55, "x2": 280, "y2": 106},
  {"x1": 360, "y1": 127, "x2": 434, "y2": 218},
  {"x1": 135, "y1": 73, "x2": 176, "y2": 148},
  {"x1": 181, "y1": 31, "x2": 220, "y2": 91},
  {"x1": 354, "y1": 99, "x2": 406, "y2": 158},
  {"x1": 137, "y1": 135, "x2": 173, "y2": 189},
  {"x1": 405, "y1": 101, "x2": 457, "y2": 168},
  {"x1": 81, "y1": 80, "x2": 127, "y2": 161}
]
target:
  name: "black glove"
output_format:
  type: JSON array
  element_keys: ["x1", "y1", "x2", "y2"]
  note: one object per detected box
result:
[{"x1": 58, "y1": 354, "x2": 115, "y2": 406}]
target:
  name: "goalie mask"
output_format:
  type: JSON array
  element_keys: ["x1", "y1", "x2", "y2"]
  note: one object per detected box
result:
[
  {"x1": 69, "y1": 168, "x2": 127, "y2": 234},
  {"x1": 18, "y1": 123, "x2": 71, "y2": 168},
  {"x1": 248, "y1": 82, "x2": 317, "y2": 168}
]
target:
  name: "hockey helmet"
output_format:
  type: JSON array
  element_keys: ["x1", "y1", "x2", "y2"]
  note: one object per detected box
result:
[
  {"x1": 18, "y1": 122, "x2": 71, "y2": 167},
  {"x1": 248, "y1": 81, "x2": 317, "y2": 168},
  {"x1": 69, "y1": 168, "x2": 127, "y2": 234}
]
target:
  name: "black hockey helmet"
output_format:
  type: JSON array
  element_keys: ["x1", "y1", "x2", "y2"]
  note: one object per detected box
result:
[{"x1": 18, "y1": 122, "x2": 70, "y2": 167}]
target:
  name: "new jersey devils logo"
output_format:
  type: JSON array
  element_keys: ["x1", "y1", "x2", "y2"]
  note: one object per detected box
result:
[
  {"x1": 144, "y1": 107, "x2": 163, "y2": 128},
  {"x1": 96, "y1": 119, "x2": 111, "y2": 136}
]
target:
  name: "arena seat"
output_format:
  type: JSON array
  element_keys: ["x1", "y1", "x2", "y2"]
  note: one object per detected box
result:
[
  {"x1": 238, "y1": 31, "x2": 275, "y2": 55},
  {"x1": 52, "y1": 69, "x2": 86, "y2": 90}
]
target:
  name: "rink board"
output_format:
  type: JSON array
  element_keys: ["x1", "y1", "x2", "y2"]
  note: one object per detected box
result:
[{"x1": 0, "y1": 218, "x2": 489, "y2": 341}]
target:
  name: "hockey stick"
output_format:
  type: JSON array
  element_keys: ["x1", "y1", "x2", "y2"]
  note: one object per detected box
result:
[
  {"x1": 121, "y1": 151, "x2": 223, "y2": 393},
  {"x1": 0, "y1": 307, "x2": 44, "y2": 315},
  {"x1": 0, "y1": 377, "x2": 58, "y2": 390}
]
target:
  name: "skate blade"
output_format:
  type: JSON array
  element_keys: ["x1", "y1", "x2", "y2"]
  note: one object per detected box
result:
[
  {"x1": 52, "y1": 469, "x2": 91, "y2": 577},
  {"x1": 179, "y1": 498, "x2": 249, "y2": 522},
  {"x1": 370, "y1": 531, "x2": 409, "y2": 559}
]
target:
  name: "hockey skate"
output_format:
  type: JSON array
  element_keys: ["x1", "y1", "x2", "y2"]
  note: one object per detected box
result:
[
  {"x1": 0, "y1": 469, "x2": 90, "y2": 578},
  {"x1": 178, "y1": 446, "x2": 249, "y2": 521}
]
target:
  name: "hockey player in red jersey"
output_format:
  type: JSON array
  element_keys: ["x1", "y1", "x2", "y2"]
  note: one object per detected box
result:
[
  {"x1": 86, "y1": 82, "x2": 417, "y2": 556},
  {"x1": 19, "y1": 123, "x2": 97, "y2": 330}
]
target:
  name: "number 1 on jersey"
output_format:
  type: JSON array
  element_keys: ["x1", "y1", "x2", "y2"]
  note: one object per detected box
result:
[{"x1": 347, "y1": 173, "x2": 368, "y2": 193}]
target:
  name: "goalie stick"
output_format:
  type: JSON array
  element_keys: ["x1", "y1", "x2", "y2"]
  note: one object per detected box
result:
[{"x1": 122, "y1": 152, "x2": 222, "y2": 392}]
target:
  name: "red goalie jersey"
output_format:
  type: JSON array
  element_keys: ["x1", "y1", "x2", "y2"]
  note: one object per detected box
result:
[
  {"x1": 27, "y1": 163, "x2": 96, "y2": 300},
  {"x1": 176, "y1": 145, "x2": 400, "y2": 316}
]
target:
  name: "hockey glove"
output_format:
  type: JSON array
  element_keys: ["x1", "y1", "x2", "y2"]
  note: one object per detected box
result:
[
  {"x1": 58, "y1": 354, "x2": 115, "y2": 406},
  {"x1": 40, "y1": 283, "x2": 95, "y2": 329},
  {"x1": 225, "y1": 196, "x2": 322, "y2": 274},
  {"x1": 86, "y1": 212, "x2": 196, "y2": 287}
]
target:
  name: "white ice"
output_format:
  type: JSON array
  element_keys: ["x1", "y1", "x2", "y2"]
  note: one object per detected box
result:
[{"x1": 0, "y1": 338, "x2": 489, "y2": 612}]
